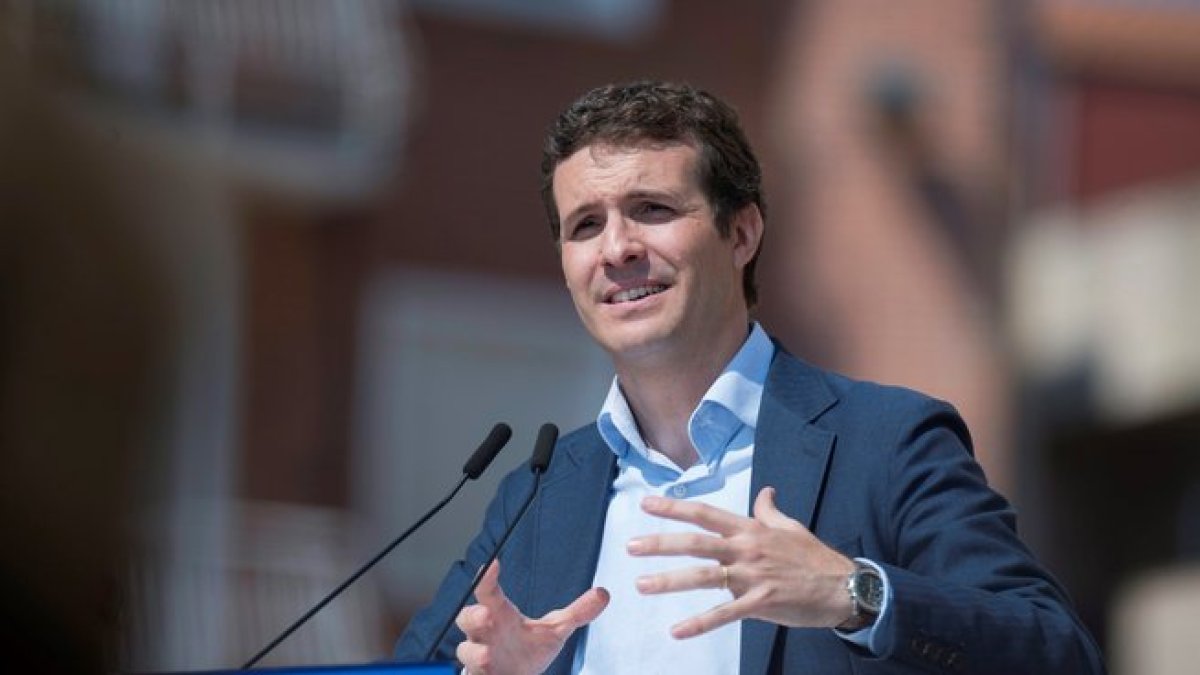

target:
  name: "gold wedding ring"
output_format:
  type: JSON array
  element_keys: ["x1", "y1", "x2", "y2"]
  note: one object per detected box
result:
[{"x1": 720, "y1": 565, "x2": 730, "y2": 590}]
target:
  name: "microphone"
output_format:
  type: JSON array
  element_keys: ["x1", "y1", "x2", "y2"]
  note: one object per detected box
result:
[
  {"x1": 241, "y1": 423, "x2": 513, "y2": 669},
  {"x1": 422, "y1": 423, "x2": 559, "y2": 661},
  {"x1": 463, "y1": 424, "x2": 512, "y2": 479},
  {"x1": 529, "y1": 422, "x2": 556, "y2": 474}
]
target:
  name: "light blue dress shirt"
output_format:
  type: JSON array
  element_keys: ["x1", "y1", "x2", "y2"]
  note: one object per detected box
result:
[{"x1": 573, "y1": 323, "x2": 890, "y2": 674}]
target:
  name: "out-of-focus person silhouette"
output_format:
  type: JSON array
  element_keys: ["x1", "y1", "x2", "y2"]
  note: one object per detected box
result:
[{"x1": 0, "y1": 65, "x2": 169, "y2": 673}]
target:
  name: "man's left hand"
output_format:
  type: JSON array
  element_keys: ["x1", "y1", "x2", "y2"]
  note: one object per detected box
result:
[{"x1": 627, "y1": 486, "x2": 856, "y2": 639}]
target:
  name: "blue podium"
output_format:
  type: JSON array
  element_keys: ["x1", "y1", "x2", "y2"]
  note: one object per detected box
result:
[{"x1": 152, "y1": 663, "x2": 455, "y2": 674}]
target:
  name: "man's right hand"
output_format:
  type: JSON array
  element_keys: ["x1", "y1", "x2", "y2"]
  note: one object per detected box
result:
[{"x1": 454, "y1": 560, "x2": 610, "y2": 675}]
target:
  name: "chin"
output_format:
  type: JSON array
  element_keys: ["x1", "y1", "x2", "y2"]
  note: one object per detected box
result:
[{"x1": 595, "y1": 324, "x2": 679, "y2": 361}]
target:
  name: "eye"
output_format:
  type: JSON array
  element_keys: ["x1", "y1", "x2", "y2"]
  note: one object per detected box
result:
[
  {"x1": 633, "y1": 201, "x2": 676, "y2": 223},
  {"x1": 567, "y1": 216, "x2": 602, "y2": 241}
]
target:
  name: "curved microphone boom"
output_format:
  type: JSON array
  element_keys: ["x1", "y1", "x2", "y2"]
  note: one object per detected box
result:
[
  {"x1": 422, "y1": 423, "x2": 559, "y2": 661},
  {"x1": 241, "y1": 422, "x2": 513, "y2": 669}
]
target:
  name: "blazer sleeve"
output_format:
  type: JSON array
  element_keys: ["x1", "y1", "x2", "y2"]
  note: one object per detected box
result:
[
  {"x1": 862, "y1": 396, "x2": 1106, "y2": 674},
  {"x1": 392, "y1": 464, "x2": 534, "y2": 664}
]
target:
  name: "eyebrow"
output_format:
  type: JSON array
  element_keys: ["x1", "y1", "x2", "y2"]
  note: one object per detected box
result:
[
  {"x1": 561, "y1": 189, "x2": 686, "y2": 227},
  {"x1": 627, "y1": 188, "x2": 684, "y2": 203}
]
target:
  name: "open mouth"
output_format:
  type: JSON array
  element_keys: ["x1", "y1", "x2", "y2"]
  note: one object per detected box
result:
[{"x1": 608, "y1": 284, "x2": 669, "y2": 304}]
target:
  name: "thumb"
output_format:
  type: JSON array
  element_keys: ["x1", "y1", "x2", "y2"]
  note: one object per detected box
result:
[
  {"x1": 544, "y1": 587, "x2": 610, "y2": 635},
  {"x1": 753, "y1": 486, "x2": 800, "y2": 530}
]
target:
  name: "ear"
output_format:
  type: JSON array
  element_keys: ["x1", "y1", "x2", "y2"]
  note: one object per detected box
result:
[{"x1": 729, "y1": 204, "x2": 764, "y2": 270}]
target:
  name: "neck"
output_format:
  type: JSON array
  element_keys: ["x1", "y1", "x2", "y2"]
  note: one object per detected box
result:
[{"x1": 613, "y1": 320, "x2": 751, "y2": 470}]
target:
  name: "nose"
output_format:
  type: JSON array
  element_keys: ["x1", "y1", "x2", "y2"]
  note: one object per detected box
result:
[{"x1": 601, "y1": 217, "x2": 645, "y2": 267}]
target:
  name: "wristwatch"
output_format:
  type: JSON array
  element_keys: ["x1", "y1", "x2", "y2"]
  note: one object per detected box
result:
[{"x1": 839, "y1": 560, "x2": 884, "y2": 631}]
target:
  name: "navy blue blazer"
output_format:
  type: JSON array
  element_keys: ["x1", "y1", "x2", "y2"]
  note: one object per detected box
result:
[{"x1": 395, "y1": 349, "x2": 1106, "y2": 674}]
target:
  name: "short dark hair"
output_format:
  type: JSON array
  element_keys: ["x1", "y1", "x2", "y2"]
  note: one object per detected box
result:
[{"x1": 540, "y1": 81, "x2": 766, "y2": 307}]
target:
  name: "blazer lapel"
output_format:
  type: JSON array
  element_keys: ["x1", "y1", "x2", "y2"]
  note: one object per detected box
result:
[
  {"x1": 740, "y1": 350, "x2": 837, "y2": 675},
  {"x1": 528, "y1": 428, "x2": 615, "y2": 675}
]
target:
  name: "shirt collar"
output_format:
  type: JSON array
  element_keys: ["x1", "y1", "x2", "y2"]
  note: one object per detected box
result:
[{"x1": 597, "y1": 322, "x2": 775, "y2": 467}]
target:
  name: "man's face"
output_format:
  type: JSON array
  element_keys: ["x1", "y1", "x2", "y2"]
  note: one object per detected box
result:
[{"x1": 553, "y1": 142, "x2": 758, "y2": 365}]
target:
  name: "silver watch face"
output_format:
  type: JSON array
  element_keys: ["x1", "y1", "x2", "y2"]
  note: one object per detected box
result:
[{"x1": 853, "y1": 567, "x2": 884, "y2": 614}]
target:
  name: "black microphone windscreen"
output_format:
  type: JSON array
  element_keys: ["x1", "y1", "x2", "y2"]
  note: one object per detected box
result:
[
  {"x1": 462, "y1": 423, "x2": 512, "y2": 479},
  {"x1": 530, "y1": 423, "x2": 558, "y2": 474}
]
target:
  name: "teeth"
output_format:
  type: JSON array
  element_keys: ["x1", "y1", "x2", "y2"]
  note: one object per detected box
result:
[{"x1": 612, "y1": 284, "x2": 667, "y2": 303}]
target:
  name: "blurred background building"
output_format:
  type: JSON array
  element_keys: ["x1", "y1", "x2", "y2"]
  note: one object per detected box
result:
[{"x1": 1, "y1": 0, "x2": 1198, "y2": 672}]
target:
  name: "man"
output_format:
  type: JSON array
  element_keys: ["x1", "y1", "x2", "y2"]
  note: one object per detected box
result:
[{"x1": 395, "y1": 81, "x2": 1105, "y2": 674}]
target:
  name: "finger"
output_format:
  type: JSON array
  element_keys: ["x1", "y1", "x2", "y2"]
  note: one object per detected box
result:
[
  {"x1": 636, "y1": 564, "x2": 728, "y2": 595},
  {"x1": 752, "y1": 486, "x2": 790, "y2": 528},
  {"x1": 455, "y1": 639, "x2": 490, "y2": 673},
  {"x1": 473, "y1": 560, "x2": 515, "y2": 612},
  {"x1": 640, "y1": 495, "x2": 748, "y2": 536},
  {"x1": 461, "y1": 560, "x2": 517, "y2": 641},
  {"x1": 456, "y1": 603, "x2": 494, "y2": 641},
  {"x1": 626, "y1": 531, "x2": 729, "y2": 560},
  {"x1": 542, "y1": 587, "x2": 611, "y2": 635},
  {"x1": 670, "y1": 597, "x2": 750, "y2": 639},
  {"x1": 753, "y1": 486, "x2": 812, "y2": 534}
]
